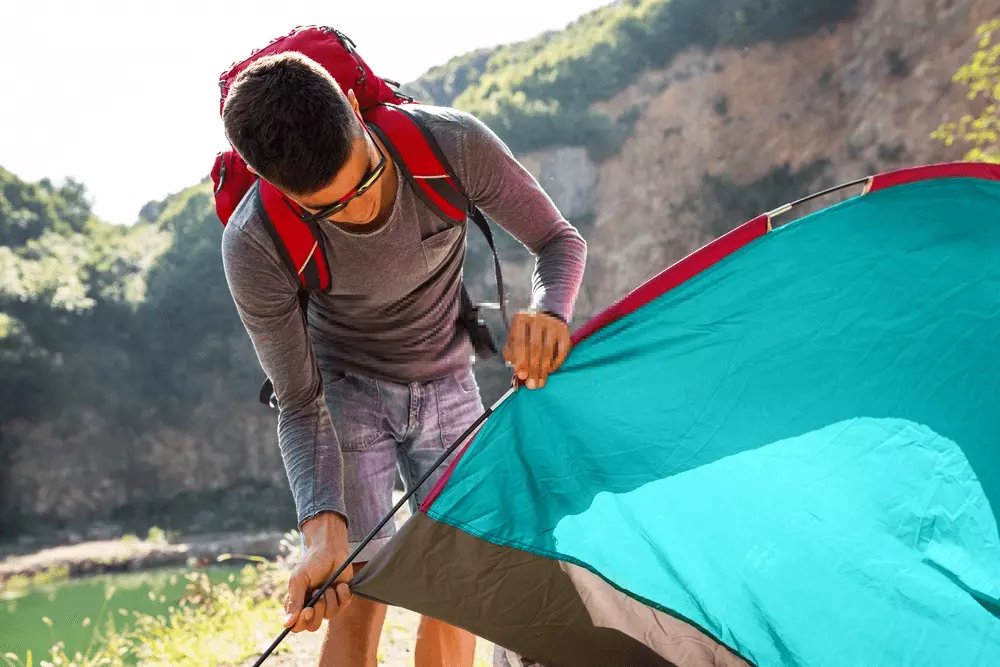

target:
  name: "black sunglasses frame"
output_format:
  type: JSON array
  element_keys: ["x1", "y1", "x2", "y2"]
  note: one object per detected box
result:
[{"x1": 298, "y1": 117, "x2": 387, "y2": 223}]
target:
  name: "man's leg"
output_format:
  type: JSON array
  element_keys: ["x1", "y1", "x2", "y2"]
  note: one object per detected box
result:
[
  {"x1": 397, "y1": 366, "x2": 488, "y2": 667},
  {"x1": 318, "y1": 562, "x2": 387, "y2": 667},
  {"x1": 316, "y1": 371, "x2": 407, "y2": 666},
  {"x1": 415, "y1": 614, "x2": 477, "y2": 667}
]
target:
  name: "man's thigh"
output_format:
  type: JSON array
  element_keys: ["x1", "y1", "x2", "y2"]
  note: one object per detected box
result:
[
  {"x1": 397, "y1": 366, "x2": 486, "y2": 513},
  {"x1": 323, "y1": 371, "x2": 399, "y2": 562}
]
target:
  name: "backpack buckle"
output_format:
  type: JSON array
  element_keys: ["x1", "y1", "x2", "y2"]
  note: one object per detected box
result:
[{"x1": 458, "y1": 287, "x2": 499, "y2": 360}]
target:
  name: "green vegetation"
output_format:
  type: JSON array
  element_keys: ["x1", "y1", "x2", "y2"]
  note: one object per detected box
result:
[
  {"x1": 405, "y1": 0, "x2": 858, "y2": 159},
  {"x1": 1, "y1": 536, "x2": 295, "y2": 667},
  {"x1": 932, "y1": 18, "x2": 1000, "y2": 163},
  {"x1": 0, "y1": 167, "x2": 265, "y2": 533}
]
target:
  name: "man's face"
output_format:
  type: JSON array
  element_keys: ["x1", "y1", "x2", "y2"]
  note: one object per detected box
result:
[{"x1": 293, "y1": 110, "x2": 389, "y2": 226}]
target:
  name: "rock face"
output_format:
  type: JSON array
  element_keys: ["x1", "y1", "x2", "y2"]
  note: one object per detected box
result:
[
  {"x1": 549, "y1": 0, "x2": 995, "y2": 319},
  {"x1": 4, "y1": 398, "x2": 295, "y2": 544},
  {"x1": 4, "y1": 0, "x2": 997, "y2": 541},
  {"x1": 519, "y1": 147, "x2": 600, "y2": 221}
]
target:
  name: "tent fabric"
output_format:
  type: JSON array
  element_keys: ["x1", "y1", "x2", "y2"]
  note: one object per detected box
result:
[{"x1": 352, "y1": 163, "x2": 1000, "y2": 667}]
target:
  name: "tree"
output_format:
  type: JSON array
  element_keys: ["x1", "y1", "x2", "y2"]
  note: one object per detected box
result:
[{"x1": 931, "y1": 18, "x2": 1000, "y2": 163}]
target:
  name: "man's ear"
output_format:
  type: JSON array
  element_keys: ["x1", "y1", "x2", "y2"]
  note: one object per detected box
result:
[{"x1": 347, "y1": 88, "x2": 360, "y2": 113}]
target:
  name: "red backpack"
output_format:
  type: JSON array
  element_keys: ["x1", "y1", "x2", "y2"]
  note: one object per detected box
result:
[{"x1": 210, "y1": 25, "x2": 507, "y2": 408}]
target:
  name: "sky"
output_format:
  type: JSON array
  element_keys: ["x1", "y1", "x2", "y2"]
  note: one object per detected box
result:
[{"x1": 0, "y1": 0, "x2": 612, "y2": 225}]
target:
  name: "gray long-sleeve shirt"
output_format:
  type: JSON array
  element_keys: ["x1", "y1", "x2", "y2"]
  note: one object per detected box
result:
[{"x1": 221, "y1": 105, "x2": 587, "y2": 528}]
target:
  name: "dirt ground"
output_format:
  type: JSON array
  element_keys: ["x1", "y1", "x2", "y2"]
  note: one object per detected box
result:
[{"x1": 247, "y1": 606, "x2": 497, "y2": 666}]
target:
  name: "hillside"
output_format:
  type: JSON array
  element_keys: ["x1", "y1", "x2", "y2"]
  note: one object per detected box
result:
[
  {"x1": 2, "y1": 0, "x2": 996, "y2": 546},
  {"x1": 0, "y1": 172, "x2": 295, "y2": 544},
  {"x1": 404, "y1": 0, "x2": 858, "y2": 159}
]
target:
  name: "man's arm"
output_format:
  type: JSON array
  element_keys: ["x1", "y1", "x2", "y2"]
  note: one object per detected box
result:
[
  {"x1": 455, "y1": 111, "x2": 588, "y2": 386},
  {"x1": 220, "y1": 220, "x2": 348, "y2": 530},
  {"x1": 456, "y1": 112, "x2": 587, "y2": 323},
  {"x1": 222, "y1": 219, "x2": 355, "y2": 633}
]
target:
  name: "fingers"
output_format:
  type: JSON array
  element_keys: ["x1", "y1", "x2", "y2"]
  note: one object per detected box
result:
[
  {"x1": 329, "y1": 563, "x2": 354, "y2": 616},
  {"x1": 320, "y1": 586, "x2": 339, "y2": 621},
  {"x1": 301, "y1": 593, "x2": 325, "y2": 633},
  {"x1": 335, "y1": 582, "x2": 354, "y2": 611},
  {"x1": 537, "y1": 325, "x2": 556, "y2": 389},
  {"x1": 526, "y1": 318, "x2": 543, "y2": 388},
  {"x1": 285, "y1": 564, "x2": 332, "y2": 633},
  {"x1": 283, "y1": 568, "x2": 307, "y2": 631},
  {"x1": 504, "y1": 312, "x2": 572, "y2": 390},
  {"x1": 504, "y1": 314, "x2": 529, "y2": 381},
  {"x1": 552, "y1": 324, "x2": 572, "y2": 372},
  {"x1": 317, "y1": 580, "x2": 353, "y2": 621}
]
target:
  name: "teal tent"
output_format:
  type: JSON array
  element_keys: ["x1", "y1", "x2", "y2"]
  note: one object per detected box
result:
[{"x1": 352, "y1": 163, "x2": 1000, "y2": 666}]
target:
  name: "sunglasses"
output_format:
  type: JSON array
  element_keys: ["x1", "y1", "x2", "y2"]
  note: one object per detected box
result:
[{"x1": 296, "y1": 109, "x2": 387, "y2": 223}]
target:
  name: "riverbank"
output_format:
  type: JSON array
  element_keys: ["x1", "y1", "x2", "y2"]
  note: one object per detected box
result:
[
  {"x1": 1, "y1": 529, "x2": 287, "y2": 587},
  {"x1": 1, "y1": 490, "x2": 419, "y2": 584}
]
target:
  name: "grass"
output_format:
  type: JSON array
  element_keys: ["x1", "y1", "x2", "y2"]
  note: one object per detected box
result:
[{"x1": 1, "y1": 565, "x2": 284, "y2": 667}]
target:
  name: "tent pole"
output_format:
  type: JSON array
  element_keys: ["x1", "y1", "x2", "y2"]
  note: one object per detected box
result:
[
  {"x1": 767, "y1": 175, "x2": 871, "y2": 220},
  {"x1": 251, "y1": 383, "x2": 518, "y2": 667}
]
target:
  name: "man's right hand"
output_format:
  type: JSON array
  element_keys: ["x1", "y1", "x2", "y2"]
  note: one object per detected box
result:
[{"x1": 282, "y1": 512, "x2": 354, "y2": 633}]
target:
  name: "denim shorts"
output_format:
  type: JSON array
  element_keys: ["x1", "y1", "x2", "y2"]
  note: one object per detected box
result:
[{"x1": 323, "y1": 365, "x2": 486, "y2": 562}]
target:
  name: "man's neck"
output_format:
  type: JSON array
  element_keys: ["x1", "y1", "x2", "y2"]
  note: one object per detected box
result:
[{"x1": 327, "y1": 156, "x2": 398, "y2": 235}]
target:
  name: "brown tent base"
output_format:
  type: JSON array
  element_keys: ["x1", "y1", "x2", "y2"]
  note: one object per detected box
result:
[{"x1": 353, "y1": 514, "x2": 751, "y2": 667}]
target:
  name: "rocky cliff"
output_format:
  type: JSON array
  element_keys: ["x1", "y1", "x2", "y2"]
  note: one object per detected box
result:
[{"x1": 491, "y1": 0, "x2": 994, "y2": 324}]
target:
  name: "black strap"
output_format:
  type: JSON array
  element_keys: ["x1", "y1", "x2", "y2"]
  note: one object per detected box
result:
[
  {"x1": 458, "y1": 285, "x2": 499, "y2": 360},
  {"x1": 467, "y1": 204, "x2": 509, "y2": 330}
]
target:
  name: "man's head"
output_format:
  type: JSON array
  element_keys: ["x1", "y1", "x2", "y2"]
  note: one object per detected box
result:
[{"x1": 222, "y1": 52, "x2": 389, "y2": 224}]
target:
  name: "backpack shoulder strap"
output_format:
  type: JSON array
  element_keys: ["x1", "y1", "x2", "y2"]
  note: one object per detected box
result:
[
  {"x1": 365, "y1": 104, "x2": 508, "y2": 329},
  {"x1": 256, "y1": 179, "x2": 332, "y2": 292},
  {"x1": 364, "y1": 104, "x2": 468, "y2": 221},
  {"x1": 253, "y1": 180, "x2": 330, "y2": 408}
]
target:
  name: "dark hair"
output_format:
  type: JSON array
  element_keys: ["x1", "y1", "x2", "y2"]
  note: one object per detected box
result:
[{"x1": 222, "y1": 52, "x2": 358, "y2": 196}]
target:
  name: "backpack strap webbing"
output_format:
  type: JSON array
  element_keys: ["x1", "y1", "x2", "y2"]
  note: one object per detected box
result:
[
  {"x1": 252, "y1": 180, "x2": 331, "y2": 408},
  {"x1": 257, "y1": 180, "x2": 331, "y2": 292}
]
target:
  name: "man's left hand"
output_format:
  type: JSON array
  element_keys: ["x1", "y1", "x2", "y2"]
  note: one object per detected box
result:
[{"x1": 503, "y1": 310, "x2": 572, "y2": 390}]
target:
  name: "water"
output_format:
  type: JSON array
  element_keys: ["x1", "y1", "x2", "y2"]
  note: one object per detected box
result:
[{"x1": 0, "y1": 565, "x2": 244, "y2": 661}]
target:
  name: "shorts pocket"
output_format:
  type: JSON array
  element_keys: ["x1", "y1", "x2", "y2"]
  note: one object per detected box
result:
[
  {"x1": 324, "y1": 372, "x2": 385, "y2": 452},
  {"x1": 454, "y1": 367, "x2": 479, "y2": 394}
]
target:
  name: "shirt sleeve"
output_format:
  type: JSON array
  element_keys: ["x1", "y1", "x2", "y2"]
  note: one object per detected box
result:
[
  {"x1": 220, "y1": 218, "x2": 348, "y2": 530},
  {"x1": 454, "y1": 111, "x2": 588, "y2": 324}
]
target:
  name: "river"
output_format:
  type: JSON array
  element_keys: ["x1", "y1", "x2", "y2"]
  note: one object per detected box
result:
[{"x1": 0, "y1": 564, "x2": 244, "y2": 661}]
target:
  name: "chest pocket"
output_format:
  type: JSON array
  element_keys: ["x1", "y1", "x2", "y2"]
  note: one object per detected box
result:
[{"x1": 420, "y1": 224, "x2": 464, "y2": 274}]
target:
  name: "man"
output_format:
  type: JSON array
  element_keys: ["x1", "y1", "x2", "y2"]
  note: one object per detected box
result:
[{"x1": 220, "y1": 51, "x2": 586, "y2": 666}]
